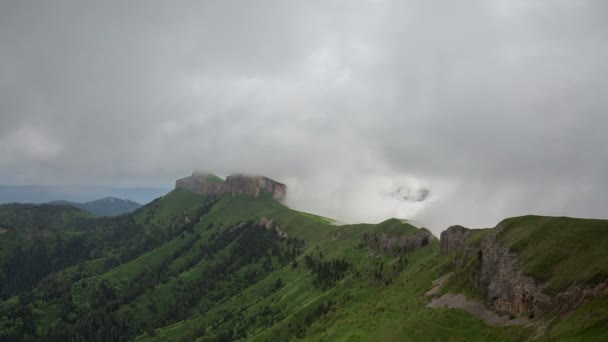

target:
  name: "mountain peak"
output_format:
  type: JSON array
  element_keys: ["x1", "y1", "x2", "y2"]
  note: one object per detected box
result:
[{"x1": 176, "y1": 172, "x2": 286, "y2": 200}]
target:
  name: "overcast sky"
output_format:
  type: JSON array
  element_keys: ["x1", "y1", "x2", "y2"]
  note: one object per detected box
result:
[{"x1": 1, "y1": 0, "x2": 607, "y2": 233}]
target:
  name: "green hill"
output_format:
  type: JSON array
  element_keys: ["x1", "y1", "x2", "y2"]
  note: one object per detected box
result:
[
  {"x1": 48, "y1": 197, "x2": 142, "y2": 216},
  {"x1": 0, "y1": 187, "x2": 606, "y2": 341}
]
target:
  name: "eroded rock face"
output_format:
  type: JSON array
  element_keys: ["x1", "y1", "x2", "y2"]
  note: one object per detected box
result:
[
  {"x1": 221, "y1": 175, "x2": 286, "y2": 200},
  {"x1": 439, "y1": 225, "x2": 473, "y2": 254},
  {"x1": 478, "y1": 225, "x2": 551, "y2": 316},
  {"x1": 258, "y1": 217, "x2": 288, "y2": 238},
  {"x1": 175, "y1": 173, "x2": 222, "y2": 195},
  {"x1": 444, "y1": 222, "x2": 608, "y2": 317},
  {"x1": 363, "y1": 228, "x2": 436, "y2": 256},
  {"x1": 175, "y1": 172, "x2": 287, "y2": 200}
]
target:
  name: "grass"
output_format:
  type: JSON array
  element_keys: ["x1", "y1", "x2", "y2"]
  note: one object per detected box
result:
[
  {"x1": 540, "y1": 294, "x2": 608, "y2": 340},
  {"x1": 1, "y1": 191, "x2": 607, "y2": 341},
  {"x1": 204, "y1": 174, "x2": 224, "y2": 183},
  {"x1": 497, "y1": 215, "x2": 608, "y2": 293},
  {"x1": 135, "y1": 197, "x2": 538, "y2": 341}
]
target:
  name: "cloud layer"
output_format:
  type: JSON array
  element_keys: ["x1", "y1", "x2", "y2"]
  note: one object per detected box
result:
[{"x1": 1, "y1": 0, "x2": 607, "y2": 233}]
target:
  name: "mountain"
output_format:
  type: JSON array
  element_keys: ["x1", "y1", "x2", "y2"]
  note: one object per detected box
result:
[
  {"x1": 0, "y1": 185, "x2": 170, "y2": 205},
  {"x1": 0, "y1": 174, "x2": 606, "y2": 341},
  {"x1": 176, "y1": 172, "x2": 287, "y2": 200},
  {"x1": 48, "y1": 197, "x2": 142, "y2": 216}
]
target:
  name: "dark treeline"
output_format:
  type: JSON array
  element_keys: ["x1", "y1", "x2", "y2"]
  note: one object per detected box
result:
[
  {"x1": 304, "y1": 252, "x2": 351, "y2": 290},
  {"x1": 0, "y1": 197, "x2": 218, "y2": 299},
  {"x1": 154, "y1": 222, "x2": 304, "y2": 341},
  {"x1": 4, "y1": 219, "x2": 304, "y2": 341},
  {"x1": 0, "y1": 196, "x2": 221, "y2": 341}
]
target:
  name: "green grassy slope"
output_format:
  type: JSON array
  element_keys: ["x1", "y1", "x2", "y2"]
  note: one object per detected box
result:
[
  {"x1": 0, "y1": 191, "x2": 606, "y2": 341},
  {"x1": 0, "y1": 203, "x2": 93, "y2": 231},
  {"x1": 497, "y1": 215, "x2": 608, "y2": 293}
]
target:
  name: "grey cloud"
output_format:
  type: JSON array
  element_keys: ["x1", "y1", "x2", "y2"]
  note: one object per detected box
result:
[{"x1": 1, "y1": 0, "x2": 607, "y2": 234}]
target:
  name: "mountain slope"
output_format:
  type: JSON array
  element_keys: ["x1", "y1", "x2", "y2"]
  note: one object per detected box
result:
[
  {"x1": 0, "y1": 184, "x2": 606, "y2": 341},
  {"x1": 0, "y1": 185, "x2": 169, "y2": 205},
  {"x1": 49, "y1": 197, "x2": 142, "y2": 216}
]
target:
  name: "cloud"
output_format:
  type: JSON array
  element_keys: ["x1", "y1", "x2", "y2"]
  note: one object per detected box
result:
[{"x1": 1, "y1": 0, "x2": 606, "y2": 234}]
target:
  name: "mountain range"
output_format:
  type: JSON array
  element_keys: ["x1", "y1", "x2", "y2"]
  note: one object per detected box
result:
[
  {"x1": 0, "y1": 173, "x2": 606, "y2": 341},
  {"x1": 47, "y1": 197, "x2": 142, "y2": 217},
  {"x1": 0, "y1": 185, "x2": 169, "y2": 205}
]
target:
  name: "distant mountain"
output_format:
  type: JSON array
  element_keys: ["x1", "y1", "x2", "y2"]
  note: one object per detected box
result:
[
  {"x1": 48, "y1": 197, "x2": 142, "y2": 216},
  {"x1": 0, "y1": 185, "x2": 170, "y2": 205}
]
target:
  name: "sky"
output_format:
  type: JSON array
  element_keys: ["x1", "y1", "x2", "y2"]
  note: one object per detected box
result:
[{"x1": 1, "y1": 0, "x2": 607, "y2": 234}]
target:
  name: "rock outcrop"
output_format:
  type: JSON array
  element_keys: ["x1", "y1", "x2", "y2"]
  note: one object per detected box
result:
[
  {"x1": 175, "y1": 172, "x2": 223, "y2": 195},
  {"x1": 439, "y1": 225, "x2": 473, "y2": 254},
  {"x1": 441, "y1": 222, "x2": 608, "y2": 317},
  {"x1": 221, "y1": 175, "x2": 286, "y2": 200},
  {"x1": 363, "y1": 228, "x2": 436, "y2": 256},
  {"x1": 477, "y1": 225, "x2": 551, "y2": 316},
  {"x1": 258, "y1": 217, "x2": 288, "y2": 238},
  {"x1": 175, "y1": 172, "x2": 287, "y2": 200}
]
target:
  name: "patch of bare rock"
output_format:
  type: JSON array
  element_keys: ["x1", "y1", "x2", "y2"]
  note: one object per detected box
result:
[{"x1": 427, "y1": 293, "x2": 530, "y2": 327}]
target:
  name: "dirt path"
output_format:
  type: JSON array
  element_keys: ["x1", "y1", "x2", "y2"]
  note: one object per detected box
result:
[{"x1": 427, "y1": 293, "x2": 530, "y2": 326}]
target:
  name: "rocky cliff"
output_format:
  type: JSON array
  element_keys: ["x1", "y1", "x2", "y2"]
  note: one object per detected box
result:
[
  {"x1": 363, "y1": 228, "x2": 435, "y2": 256},
  {"x1": 221, "y1": 174, "x2": 286, "y2": 200},
  {"x1": 175, "y1": 172, "x2": 223, "y2": 195},
  {"x1": 477, "y1": 224, "x2": 551, "y2": 316},
  {"x1": 439, "y1": 225, "x2": 473, "y2": 254},
  {"x1": 440, "y1": 221, "x2": 608, "y2": 317},
  {"x1": 175, "y1": 172, "x2": 287, "y2": 200}
]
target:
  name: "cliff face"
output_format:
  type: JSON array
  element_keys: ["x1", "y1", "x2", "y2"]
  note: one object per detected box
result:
[
  {"x1": 175, "y1": 173, "x2": 223, "y2": 195},
  {"x1": 363, "y1": 228, "x2": 435, "y2": 256},
  {"x1": 175, "y1": 172, "x2": 287, "y2": 200},
  {"x1": 477, "y1": 225, "x2": 551, "y2": 316},
  {"x1": 441, "y1": 222, "x2": 608, "y2": 317},
  {"x1": 439, "y1": 225, "x2": 472, "y2": 254},
  {"x1": 221, "y1": 175, "x2": 286, "y2": 200}
]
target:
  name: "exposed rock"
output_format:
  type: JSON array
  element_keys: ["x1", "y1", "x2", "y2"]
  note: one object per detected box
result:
[
  {"x1": 478, "y1": 225, "x2": 551, "y2": 316},
  {"x1": 445, "y1": 222, "x2": 608, "y2": 318},
  {"x1": 258, "y1": 217, "x2": 288, "y2": 238},
  {"x1": 362, "y1": 228, "x2": 436, "y2": 256},
  {"x1": 175, "y1": 172, "x2": 223, "y2": 195},
  {"x1": 175, "y1": 172, "x2": 287, "y2": 200},
  {"x1": 553, "y1": 279, "x2": 608, "y2": 313},
  {"x1": 427, "y1": 293, "x2": 531, "y2": 327},
  {"x1": 439, "y1": 225, "x2": 473, "y2": 254},
  {"x1": 221, "y1": 175, "x2": 286, "y2": 200}
]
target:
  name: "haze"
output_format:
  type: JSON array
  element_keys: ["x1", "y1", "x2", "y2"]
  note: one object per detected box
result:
[{"x1": 1, "y1": 0, "x2": 607, "y2": 234}]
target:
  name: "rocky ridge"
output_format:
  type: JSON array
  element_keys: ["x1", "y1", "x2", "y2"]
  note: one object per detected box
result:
[
  {"x1": 439, "y1": 225, "x2": 473, "y2": 254},
  {"x1": 440, "y1": 222, "x2": 608, "y2": 317},
  {"x1": 175, "y1": 172, "x2": 287, "y2": 200},
  {"x1": 362, "y1": 228, "x2": 435, "y2": 256}
]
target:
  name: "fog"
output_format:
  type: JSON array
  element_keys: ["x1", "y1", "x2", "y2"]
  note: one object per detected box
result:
[{"x1": 1, "y1": 1, "x2": 607, "y2": 234}]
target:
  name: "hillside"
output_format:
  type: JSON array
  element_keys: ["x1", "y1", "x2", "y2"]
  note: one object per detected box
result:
[
  {"x1": 0, "y1": 179, "x2": 606, "y2": 341},
  {"x1": 48, "y1": 197, "x2": 142, "y2": 216},
  {"x1": 0, "y1": 185, "x2": 169, "y2": 205}
]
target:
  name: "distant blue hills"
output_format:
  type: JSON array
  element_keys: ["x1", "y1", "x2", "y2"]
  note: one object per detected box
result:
[
  {"x1": 47, "y1": 197, "x2": 142, "y2": 216},
  {"x1": 0, "y1": 185, "x2": 170, "y2": 207}
]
